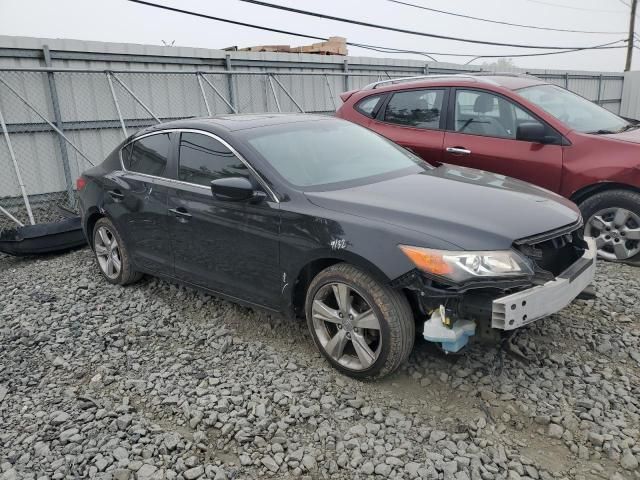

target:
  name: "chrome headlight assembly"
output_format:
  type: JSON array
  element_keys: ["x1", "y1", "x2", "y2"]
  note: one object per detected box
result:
[{"x1": 399, "y1": 245, "x2": 534, "y2": 283}]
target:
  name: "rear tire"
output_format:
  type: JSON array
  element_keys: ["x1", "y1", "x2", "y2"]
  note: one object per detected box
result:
[
  {"x1": 305, "y1": 263, "x2": 415, "y2": 379},
  {"x1": 92, "y1": 217, "x2": 142, "y2": 285},
  {"x1": 580, "y1": 189, "x2": 640, "y2": 265}
]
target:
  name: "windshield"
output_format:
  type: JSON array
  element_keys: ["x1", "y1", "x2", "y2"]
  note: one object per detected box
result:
[
  {"x1": 244, "y1": 119, "x2": 427, "y2": 189},
  {"x1": 517, "y1": 84, "x2": 629, "y2": 134}
]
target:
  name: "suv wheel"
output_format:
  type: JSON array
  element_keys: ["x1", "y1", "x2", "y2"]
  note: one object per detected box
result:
[
  {"x1": 580, "y1": 189, "x2": 640, "y2": 264},
  {"x1": 92, "y1": 217, "x2": 142, "y2": 285},
  {"x1": 305, "y1": 263, "x2": 415, "y2": 379}
]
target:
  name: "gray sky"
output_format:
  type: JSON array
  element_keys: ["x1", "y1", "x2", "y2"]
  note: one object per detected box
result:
[{"x1": 0, "y1": 0, "x2": 636, "y2": 71}]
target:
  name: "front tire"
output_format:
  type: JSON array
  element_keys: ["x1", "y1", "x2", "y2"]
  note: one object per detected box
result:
[
  {"x1": 92, "y1": 217, "x2": 142, "y2": 285},
  {"x1": 580, "y1": 189, "x2": 640, "y2": 264},
  {"x1": 305, "y1": 263, "x2": 415, "y2": 379}
]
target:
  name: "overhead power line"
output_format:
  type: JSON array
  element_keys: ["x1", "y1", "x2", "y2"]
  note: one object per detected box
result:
[
  {"x1": 462, "y1": 40, "x2": 626, "y2": 64},
  {"x1": 127, "y1": 0, "x2": 442, "y2": 59},
  {"x1": 128, "y1": 0, "x2": 626, "y2": 62},
  {"x1": 237, "y1": 0, "x2": 627, "y2": 50},
  {"x1": 386, "y1": 0, "x2": 626, "y2": 34},
  {"x1": 521, "y1": 0, "x2": 628, "y2": 14},
  {"x1": 352, "y1": 40, "x2": 626, "y2": 61}
]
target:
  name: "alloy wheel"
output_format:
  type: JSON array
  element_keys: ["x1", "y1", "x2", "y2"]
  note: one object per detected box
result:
[
  {"x1": 94, "y1": 226, "x2": 122, "y2": 279},
  {"x1": 311, "y1": 282, "x2": 382, "y2": 371},
  {"x1": 585, "y1": 207, "x2": 640, "y2": 261}
]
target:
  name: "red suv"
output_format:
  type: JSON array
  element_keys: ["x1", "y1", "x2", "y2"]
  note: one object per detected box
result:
[{"x1": 336, "y1": 73, "x2": 640, "y2": 264}]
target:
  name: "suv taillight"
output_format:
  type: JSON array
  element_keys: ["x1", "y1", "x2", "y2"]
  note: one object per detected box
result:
[{"x1": 76, "y1": 176, "x2": 87, "y2": 191}]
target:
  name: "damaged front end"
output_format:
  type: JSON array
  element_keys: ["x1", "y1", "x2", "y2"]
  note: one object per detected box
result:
[{"x1": 394, "y1": 221, "x2": 597, "y2": 353}]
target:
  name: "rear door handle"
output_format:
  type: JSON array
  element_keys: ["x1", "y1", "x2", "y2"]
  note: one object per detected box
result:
[
  {"x1": 168, "y1": 207, "x2": 192, "y2": 222},
  {"x1": 108, "y1": 189, "x2": 124, "y2": 200},
  {"x1": 446, "y1": 147, "x2": 472, "y2": 155}
]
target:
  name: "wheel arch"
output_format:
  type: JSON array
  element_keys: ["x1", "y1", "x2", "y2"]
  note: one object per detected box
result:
[
  {"x1": 570, "y1": 182, "x2": 640, "y2": 205},
  {"x1": 83, "y1": 207, "x2": 104, "y2": 249},
  {"x1": 289, "y1": 251, "x2": 393, "y2": 317}
]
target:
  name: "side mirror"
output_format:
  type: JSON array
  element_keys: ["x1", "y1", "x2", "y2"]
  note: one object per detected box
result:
[
  {"x1": 211, "y1": 176, "x2": 255, "y2": 201},
  {"x1": 516, "y1": 122, "x2": 547, "y2": 143}
]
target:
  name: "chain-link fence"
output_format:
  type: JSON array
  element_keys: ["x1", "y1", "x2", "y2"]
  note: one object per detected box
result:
[{"x1": 0, "y1": 67, "x2": 626, "y2": 232}]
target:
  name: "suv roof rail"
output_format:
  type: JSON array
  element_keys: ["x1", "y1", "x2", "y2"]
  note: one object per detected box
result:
[
  {"x1": 363, "y1": 74, "x2": 478, "y2": 90},
  {"x1": 472, "y1": 71, "x2": 539, "y2": 79},
  {"x1": 362, "y1": 71, "x2": 541, "y2": 91}
]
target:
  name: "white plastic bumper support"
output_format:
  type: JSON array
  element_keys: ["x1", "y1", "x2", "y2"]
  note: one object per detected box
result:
[{"x1": 492, "y1": 237, "x2": 597, "y2": 331}]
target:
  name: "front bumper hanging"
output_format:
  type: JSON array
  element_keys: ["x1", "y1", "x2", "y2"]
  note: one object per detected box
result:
[{"x1": 492, "y1": 237, "x2": 597, "y2": 330}]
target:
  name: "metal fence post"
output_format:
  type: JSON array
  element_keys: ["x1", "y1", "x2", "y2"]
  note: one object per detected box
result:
[
  {"x1": 343, "y1": 59, "x2": 349, "y2": 93},
  {"x1": 263, "y1": 73, "x2": 270, "y2": 112},
  {"x1": 0, "y1": 103, "x2": 35, "y2": 225},
  {"x1": 271, "y1": 75, "x2": 305, "y2": 113},
  {"x1": 196, "y1": 72, "x2": 212, "y2": 116},
  {"x1": 0, "y1": 77, "x2": 95, "y2": 167},
  {"x1": 597, "y1": 74, "x2": 603, "y2": 105},
  {"x1": 110, "y1": 73, "x2": 160, "y2": 123},
  {"x1": 324, "y1": 75, "x2": 337, "y2": 111},
  {"x1": 106, "y1": 72, "x2": 128, "y2": 138},
  {"x1": 0, "y1": 205, "x2": 24, "y2": 227},
  {"x1": 43, "y1": 45, "x2": 74, "y2": 206},
  {"x1": 199, "y1": 74, "x2": 237, "y2": 114},
  {"x1": 267, "y1": 75, "x2": 282, "y2": 113},
  {"x1": 565, "y1": 72, "x2": 569, "y2": 89},
  {"x1": 225, "y1": 55, "x2": 237, "y2": 112}
]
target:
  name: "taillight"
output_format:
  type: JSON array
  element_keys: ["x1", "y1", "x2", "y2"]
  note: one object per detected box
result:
[{"x1": 76, "y1": 176, "x2": 87, "y2": 191}]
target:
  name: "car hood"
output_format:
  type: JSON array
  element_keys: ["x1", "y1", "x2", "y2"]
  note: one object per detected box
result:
[
  {"x1": 304, "y1": 164, "x2": 580, "y2": 251},
  {"x1": 600, "y1": 127, "x2": 640, "y2": 144}
]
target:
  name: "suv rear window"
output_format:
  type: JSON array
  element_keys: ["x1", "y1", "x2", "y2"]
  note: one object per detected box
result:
[
  {"x1": 355, "y1": 95, "x2": 384, "y2": 118},
  {"x1": 384, "y1": 89, "x2": 444, "y2": 129}
]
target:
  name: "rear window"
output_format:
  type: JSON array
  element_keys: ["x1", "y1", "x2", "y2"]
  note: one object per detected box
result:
[
  {"x1": 124, "y1": 133, "x2": 170, "y2": 177},
  {"x1": 355, "y1": 95, "x2": 384, "y2": 118}
]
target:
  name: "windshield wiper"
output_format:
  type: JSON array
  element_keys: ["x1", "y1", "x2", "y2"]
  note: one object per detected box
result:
[
  {"x1": 617, "y1": 123, "x2": 640, "y2": 133},
  {"x1": 589, "y1": 129, "x2": 616, "y2": 134}
]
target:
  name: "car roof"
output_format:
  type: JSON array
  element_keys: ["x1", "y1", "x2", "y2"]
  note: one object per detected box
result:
[
  {"x1": 361, "y1": 73, "x2": 548, "y2": 94},
  {"x1": 132, "y1": 113, "x2": 332, "y2": 139}
]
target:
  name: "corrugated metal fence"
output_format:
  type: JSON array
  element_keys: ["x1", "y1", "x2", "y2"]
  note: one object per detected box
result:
[{"x1": 0, "y1": 37, "x2": 628, "y2": 229}]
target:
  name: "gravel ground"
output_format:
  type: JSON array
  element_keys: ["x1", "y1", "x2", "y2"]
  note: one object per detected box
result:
[{"x1": 1, "y1": 248, "x2": 639, "y2": 480}]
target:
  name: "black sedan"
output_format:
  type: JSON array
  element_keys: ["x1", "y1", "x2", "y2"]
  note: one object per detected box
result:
[{"x1": 78, "y1": 114, "x2": 596, "y2": 379}]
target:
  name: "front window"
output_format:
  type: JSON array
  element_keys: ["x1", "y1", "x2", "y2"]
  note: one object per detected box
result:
[
  {"x1": 454, "y1": 90, "x2": 544, "y2": 140},
  {"x1": 517, "y1": 84, "x2": 630, "y2": 134},
  {"x1": 244, "y1": 120, "x2": 427, "y2": 189},
  {"x1": 178, "y1": 132, "x2": 248, "y2": 187}
]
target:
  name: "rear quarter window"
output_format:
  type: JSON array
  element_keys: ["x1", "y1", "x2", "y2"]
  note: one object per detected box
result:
[
  {"x1": 124, "y1": 133, "x2": 171, "y2": 177},
  {"x1": 355, "y1": 95, "x2": 384, "y2": 118}
]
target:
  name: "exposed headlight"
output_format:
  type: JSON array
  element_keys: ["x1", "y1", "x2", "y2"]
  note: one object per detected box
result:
[{"x1": 398, "y1": 245, "x2": 533, "y2": 283}]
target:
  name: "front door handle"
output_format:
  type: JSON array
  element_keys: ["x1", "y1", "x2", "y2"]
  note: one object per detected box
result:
[
  {"x1": 168, "y1": 207, "x2": 192, "y2": 222},
  {"x1": 108, "y1": 189, "x2": 124, "y2": 200},
  {"x1": 446, "y1": 147, "x2": 472, "y2": 155}
]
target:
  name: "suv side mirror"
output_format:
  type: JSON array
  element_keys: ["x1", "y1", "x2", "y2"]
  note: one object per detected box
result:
[
  {"x1": 516, "y1": 122, "x2": 547, "y2": 143},
  {"x1": 211, "y1": 177, "x2": 255, "y2": 201}
]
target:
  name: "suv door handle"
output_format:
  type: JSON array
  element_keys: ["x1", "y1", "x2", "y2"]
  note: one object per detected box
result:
[
  {"x1": 108, "y1": 189, "x2": 124, "y2": 200},
  {"x1": 446, "y1": 147, "x2": 472, "y2": 155},
  {"x1": 168, "y1": 207, "x2": 192, "y2": 222}
]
